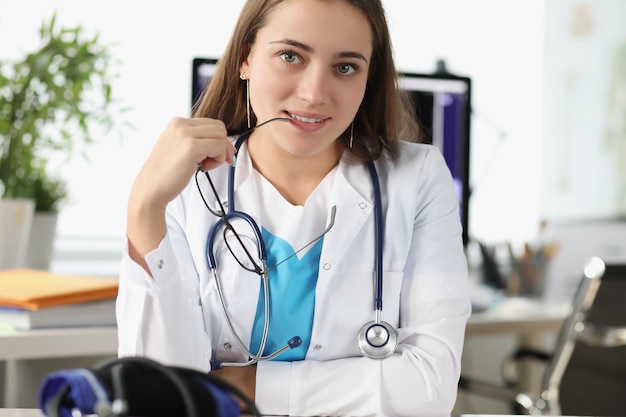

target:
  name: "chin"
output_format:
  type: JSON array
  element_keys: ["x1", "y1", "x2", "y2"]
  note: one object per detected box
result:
[{"x1": 285, "y1": 139, "x2": 341, "y2": 160}]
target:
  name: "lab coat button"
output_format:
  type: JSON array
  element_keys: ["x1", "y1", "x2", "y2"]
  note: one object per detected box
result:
[
  {"x1": 359, "y1": 202, "x2": 367, "y2": 209},
  {"x1": 313, "y1": 344, "x2": 322, "y2": 350},
  {"x1": 157, "y1": 260, "x2": 165, "y2": 269},
  {"x1": 223, "y1": 342, "x2": 232, "y2": 350},
  {"x1": 323, "y1": 263, "x2": 331, "y2": 270}
]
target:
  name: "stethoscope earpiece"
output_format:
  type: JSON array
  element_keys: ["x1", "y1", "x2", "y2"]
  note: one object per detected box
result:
[{"x1": 357, "y1": 320, "x2": 398, "y2": 359}]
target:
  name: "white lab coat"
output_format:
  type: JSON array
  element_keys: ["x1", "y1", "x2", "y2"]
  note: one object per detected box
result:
[{"x1": 117, "y1": 141, "x2": 471, "y2": 417}]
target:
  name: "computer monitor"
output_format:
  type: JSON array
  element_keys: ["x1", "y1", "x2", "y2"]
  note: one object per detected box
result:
[
  {"x1": 397, "y1": 72, "x2": 471, "y2": 245},
  {"x1": 192, "y1": 58, "x2": 471, "y2": 244}
]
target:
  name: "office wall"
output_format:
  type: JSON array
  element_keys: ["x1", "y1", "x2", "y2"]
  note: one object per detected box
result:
[
  {"x1": 0, "y1": 0, "x2": 546, "y2": 256},
  {"x1": 541, "y1": 1, "x2": 626, "y2": 302},
  {"x1": 542, "y1": 0, "x2": 626, "y2": 222}
]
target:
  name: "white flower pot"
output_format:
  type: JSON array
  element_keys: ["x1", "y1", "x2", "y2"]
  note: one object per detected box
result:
[
  {"x1": 25, "y1": 211, "x2": 59, "y2": 270},
  {"x1": 0, "y1": 198, "x2": 35, "y2": 269}
]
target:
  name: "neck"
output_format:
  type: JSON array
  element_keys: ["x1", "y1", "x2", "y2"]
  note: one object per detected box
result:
[{"x1": 247, "y1": 135, "x2": 343, "y2": 206}]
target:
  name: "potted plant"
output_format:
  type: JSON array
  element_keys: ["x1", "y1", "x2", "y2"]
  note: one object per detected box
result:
[{"x1": 0, "y1": 12, "x2": 126, "y2": 269}]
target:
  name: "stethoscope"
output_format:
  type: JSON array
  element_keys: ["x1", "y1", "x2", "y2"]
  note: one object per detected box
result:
[{"x1": 201, "y1": 118, "x2": 397, "y2": 369}]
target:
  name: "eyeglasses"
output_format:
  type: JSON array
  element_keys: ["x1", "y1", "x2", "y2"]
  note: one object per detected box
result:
[{"x1": 195, "y1": 118, "x2": 336, "y2": 276}]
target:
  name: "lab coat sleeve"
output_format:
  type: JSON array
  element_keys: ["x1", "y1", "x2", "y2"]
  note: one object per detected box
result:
[
  {"x1": 255, "y1": 147, "x2": 471, "y2": 417},
  {"x1": 116, "y1": 196, "x2": 213, "y2": 372}
]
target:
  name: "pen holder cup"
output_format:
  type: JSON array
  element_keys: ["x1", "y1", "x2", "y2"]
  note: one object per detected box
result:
[{"x1": 513, "y1": 257, "x2": 550, "y2": 298}]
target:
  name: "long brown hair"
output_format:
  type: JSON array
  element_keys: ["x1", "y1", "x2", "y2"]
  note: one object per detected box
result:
[{"x1": 192, "y1": 0, "x2": 421, "y2": 161}]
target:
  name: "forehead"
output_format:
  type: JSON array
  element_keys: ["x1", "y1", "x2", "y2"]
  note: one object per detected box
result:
[{"x1": 257, "y1": 0, "x2": 373, "y2": 55}]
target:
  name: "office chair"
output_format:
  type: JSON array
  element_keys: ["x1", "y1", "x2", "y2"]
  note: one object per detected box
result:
[{"x1": 459, "y1": 257, "x2": 626, "y2": 416}]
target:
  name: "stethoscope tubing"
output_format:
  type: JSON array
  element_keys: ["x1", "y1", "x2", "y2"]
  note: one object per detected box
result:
[
  {"x1": 367, "y1": 160, "x2": 384, "y2": 313},
  {"x1": 206, "y1": 211, "x2": 267, "y2": 269},
  {"x1": 206, "y1": 119, "x2": 300, "y2": 368},
  {"x1": 213, "y1": 152, "x2": 386, "y2": 313},
  {"x1": 210, "y1": 265, "x2": 270, "y2": 357},
  {"x1": 204, "y1": 119, "x2": 396, "y2": 364}
]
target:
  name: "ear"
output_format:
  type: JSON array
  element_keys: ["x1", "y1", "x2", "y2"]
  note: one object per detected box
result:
[{"x1": 239, "y1": 58, "x2": 250, "y2": 79}]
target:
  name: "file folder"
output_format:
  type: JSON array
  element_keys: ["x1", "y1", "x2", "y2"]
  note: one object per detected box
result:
[{"x1": 0, "y1": 269, "x2": 118, "y2": 310}]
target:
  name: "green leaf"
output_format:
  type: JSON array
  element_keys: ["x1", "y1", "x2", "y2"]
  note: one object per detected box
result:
[{"x1": 0, "y1": 12, "x2": 131, "y2": 210}]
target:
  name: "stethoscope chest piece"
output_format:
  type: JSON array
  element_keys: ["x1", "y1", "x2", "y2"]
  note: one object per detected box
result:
[{"x1": 357, "y1": 320, "x2": 398, "y2": 359}]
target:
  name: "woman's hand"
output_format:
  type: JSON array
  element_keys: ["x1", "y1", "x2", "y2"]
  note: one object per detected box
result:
[
  {"x1": 133, "y1": 117, "x2": 233, "y2": 209},
  {"x1": 127, "y1": 117, "x2": 235, "y2": 270},
  {"x1": 211, "y1": 365, "x2": 257, "y2": 410}
]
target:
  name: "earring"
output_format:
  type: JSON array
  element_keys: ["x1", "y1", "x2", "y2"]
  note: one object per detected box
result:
[
  {"x1": 349, "y1": 121, "x2": 354, "y2": 149},
  {"x1": 240, "y1": 73, "x2": 251, "y2": 129}
]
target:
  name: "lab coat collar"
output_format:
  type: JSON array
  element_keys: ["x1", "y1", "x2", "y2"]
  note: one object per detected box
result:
[
  {"x1": 230, "y1": 144, "x2": 378, "y2": 278},
  {"x1": 232, "y1": 143, "x2": 376, "y2": 205},
  {"x1": 232, "y1": 144, "x2": 376, "y2": 217}
]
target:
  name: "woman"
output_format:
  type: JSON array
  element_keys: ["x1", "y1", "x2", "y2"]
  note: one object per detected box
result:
[{"x1": 117, "y1": 0, "x2": 471, "y2": 416}]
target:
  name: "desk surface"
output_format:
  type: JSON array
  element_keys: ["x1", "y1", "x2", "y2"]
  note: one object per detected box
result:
[
  {"x1": 0, "y1": 326, "x2": 118, "y2": 361},
  {"x1": 0, "y1": 299, "x2": 573, "y2": 411},
  {"x1": 0, "y1": 410, "x2": 40, "y2": 417},
  {"x1": 0, "y1": 297, "x2": 569, "y2": 361},
  {"x1": 466, "y1": 297, "x2": 569, "y2": 336}
]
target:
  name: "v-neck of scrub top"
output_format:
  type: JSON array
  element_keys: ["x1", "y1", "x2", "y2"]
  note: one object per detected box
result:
[{"x1": 249, "y1": 166, "x2": 338, "y2": 361}]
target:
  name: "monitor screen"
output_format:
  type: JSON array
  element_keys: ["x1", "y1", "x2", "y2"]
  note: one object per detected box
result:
[
  {"x1": 192, "y1": 57, "x2": 218, "y2": 109},
  {"x1": 192, "y1": 58, "x2": 471, "y2": 244}
]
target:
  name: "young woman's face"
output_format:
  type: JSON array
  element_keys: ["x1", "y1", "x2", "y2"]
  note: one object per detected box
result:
[{"x1": 240, "y1": 0, "x2": 373, "y2": 160}]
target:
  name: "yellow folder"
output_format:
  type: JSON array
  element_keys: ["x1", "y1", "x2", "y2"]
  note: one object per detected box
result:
[{"x1": 0, "y1": 269, "x2": 118, "y2": 310}]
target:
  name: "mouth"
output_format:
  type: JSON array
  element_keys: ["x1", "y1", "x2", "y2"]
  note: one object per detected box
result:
[{"x1": 286, "y1": 112, "x2": 329, "y2": 124}]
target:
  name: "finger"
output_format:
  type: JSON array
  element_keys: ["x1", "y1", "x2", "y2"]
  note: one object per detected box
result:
[
  {"x1": 183, "y1": 123, "x2": 228, "y2": 140},
  {"x1": 199, "y1": 141, "x2": 236, "y2": 171},
  {"x1": 187, "y1": 117, "x2": 227, "y2": 132},
  {"x1": 170, "y1": 120, "x2": 230, "y2": 160}
]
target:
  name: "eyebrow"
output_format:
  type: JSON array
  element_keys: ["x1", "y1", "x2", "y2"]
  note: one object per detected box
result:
[{"x1": 269, "y1": 38, "x2": 369, "y2": 64}]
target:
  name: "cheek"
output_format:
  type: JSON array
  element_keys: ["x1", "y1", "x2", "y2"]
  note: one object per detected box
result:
[
  {"x1": 342, "y1": 82, "x2": 367, "y2": 114},
  {"x1": 251, "y1": 71, "x2": 292, "y2": 108}
]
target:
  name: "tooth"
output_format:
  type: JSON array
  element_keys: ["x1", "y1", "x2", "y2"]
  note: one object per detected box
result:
[{"x1": 290, "y1": 113, "x2": 322, "y2": 123}]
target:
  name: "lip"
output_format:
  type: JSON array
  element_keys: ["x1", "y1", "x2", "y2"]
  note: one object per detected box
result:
[{"x1": 284, "y1": 111, "x2": 330, "y2": 132}]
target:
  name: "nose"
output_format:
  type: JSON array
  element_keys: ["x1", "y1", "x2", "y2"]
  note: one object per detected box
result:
[{"x1": 297, "y1": 64, "x2": 329, "y2": 106}]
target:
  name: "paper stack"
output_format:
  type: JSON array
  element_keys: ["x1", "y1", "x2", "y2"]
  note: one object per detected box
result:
[{"x1": 0, "y1": 269, "x2": 118, "y2": 330}]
